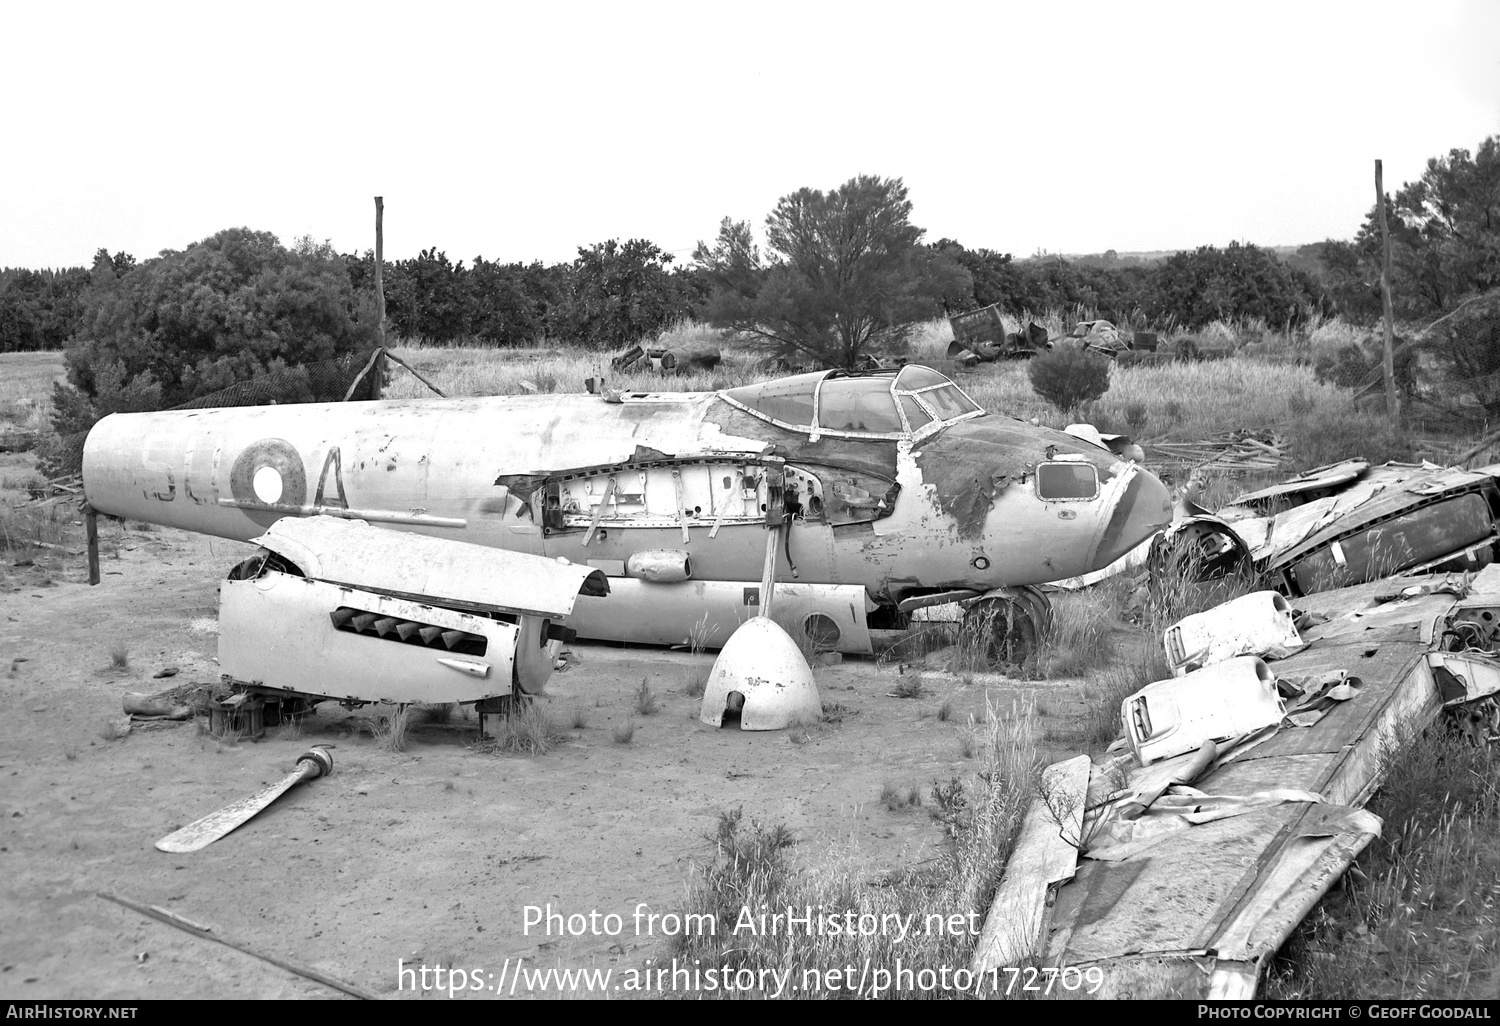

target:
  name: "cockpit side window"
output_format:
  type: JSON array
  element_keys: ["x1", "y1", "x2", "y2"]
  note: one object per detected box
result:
[
  {"x1": 898, "y1": 395, "x2": 933, "y2": 432},
  {"x1": 818, "y1": 377, "x2": 904, "y2": 433},
  {"x1": 916, "y1": 385, "x2": 978, "y2": 420},
  {"x1": 723, "y1": 372, "x2": 823, "y2": 428},
  {"x1": 894, "y1": 365, "x2": 950, "y2": 391}
]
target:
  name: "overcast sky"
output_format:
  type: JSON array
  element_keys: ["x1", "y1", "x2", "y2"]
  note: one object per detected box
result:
[{"x1": 3, "y1": 0, "x2": 1497, "y2": 270}]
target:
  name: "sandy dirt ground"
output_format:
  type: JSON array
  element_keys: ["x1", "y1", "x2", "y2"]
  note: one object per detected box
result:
[{"x1": 0, "y1": 519, "x2": 1084, "y2": 1000}]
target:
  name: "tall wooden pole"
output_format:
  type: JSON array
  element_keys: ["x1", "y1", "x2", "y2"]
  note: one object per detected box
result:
[
  {"x1": 374, "y1": 197, "x2": 387, "y2": 349},
  {"x1": 1375, "y1": 161, "x2": 1400, "y2": 424},
  {"x1": 85, "y1": 504, "x2": 99, "y2": 586}
]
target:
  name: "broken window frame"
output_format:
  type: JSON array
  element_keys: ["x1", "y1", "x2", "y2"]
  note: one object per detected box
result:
[{"x1": 718, "y1": 369, "x2": 985, "y2": 443}]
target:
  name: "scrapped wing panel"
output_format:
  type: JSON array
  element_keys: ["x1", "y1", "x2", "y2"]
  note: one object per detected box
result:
[{"x1": 253, "y1": 515, "x2": 608, "y2": 618}]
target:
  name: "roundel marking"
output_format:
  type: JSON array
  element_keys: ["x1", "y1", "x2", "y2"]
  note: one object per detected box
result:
[{"x1": 229, "y1": 439, "x2": 308, "y2": 509}]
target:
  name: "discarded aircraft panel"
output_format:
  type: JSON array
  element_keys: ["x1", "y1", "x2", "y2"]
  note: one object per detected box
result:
[
  {"x1": 1122, "y1": 656, "x2": 1284, "y2": 765},
  {"x1": 253, "y1": 514, "x2": 609, "y2": 616},
  {"x1": 224, "y1": 574, "x2": 528, "y2": 704},
  {"x1": 1163, "y1": 590, "x2": 1305, "y2": 674},
  {"x1": 567, "y1": 578, "x2": 876, "y2": 654},
  {"x1": 977, "y1": 565, "x2": 1500, "y2": 998},
  {"x1": 219, "y1": 516, "x2": 607, "y2": 703}
]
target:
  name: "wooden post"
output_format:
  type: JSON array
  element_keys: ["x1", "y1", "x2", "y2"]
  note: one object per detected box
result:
[
  {"x1": 374, "y1": 197, "x2": 386, "y2": 349},
  {"x1": 1375, "y1": 160, "x2": 1400, "y2": 424},
  {"x1": 85, "y1": 504, "x2": 99, "y2": 586}
]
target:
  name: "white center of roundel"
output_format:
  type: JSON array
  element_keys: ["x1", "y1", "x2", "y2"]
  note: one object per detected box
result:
[{"x1": 253, "y1": 466, "x2": 284, "y2": 504}]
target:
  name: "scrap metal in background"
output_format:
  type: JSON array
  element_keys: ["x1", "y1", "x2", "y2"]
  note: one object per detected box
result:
[{"x1": 946, "y1": 304, "x2": 1051, "y2": 364}]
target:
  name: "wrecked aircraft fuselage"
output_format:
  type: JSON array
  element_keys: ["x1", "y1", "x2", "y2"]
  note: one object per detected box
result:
[
  {"x1": 82, "y1": 366, "x2": 1174, "y2": 657},
  {"x1": 1149, "y1": 460, "x2": 1500, "y2": 606}
]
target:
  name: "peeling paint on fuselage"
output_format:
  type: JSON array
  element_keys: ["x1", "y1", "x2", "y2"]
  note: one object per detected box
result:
[{"x1": 81, "y1": 387, "x2": 1172, "y2": 604}]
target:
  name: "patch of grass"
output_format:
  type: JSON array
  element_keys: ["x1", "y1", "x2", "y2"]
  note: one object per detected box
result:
[
  {"x1": 673, "y1": 699, "x2": 1038, "y2": 996},
  {"x1": 472, "y1": 699, "x2": 566, "y2": 756},
  {"x1": 879, "y1": 781, "x2": 923, "y2": 811},
  {"x1": 1074, "y1": 640, "x2": 1173, "y2": 753},
  {"x1": 957, "y1": 724, "x2": 977, "y2": 759},
  {"x1": 1265, "y1": 724, "x2": 1500, "y2": 999},
  {"x1": 569, "y1": 705, "x2": 589, "y2": 729},
  {"x1": 611, "y1": 720, "x2": 636, "y2": 745},
  {"x1": 819, "y1": 701, "x2": 853, "y2": 723},
  {"x1": 683, "y1": 665, "x2": 710, "y2": 699},
  {"x1": 109, "y1": 643, "x2": 129, "y2": 671},
  {"x1": 936, "y1": 698, "x2": 953, "y2": 722},
  {"x1": 632, "y1": 676, "x2": 661, "y2": 716},
  {"x1": 380, "y1": 704, "x2": 410, "y2": 753},
  {"x1": 1282, "y1": 405, "x2": 1414, "y2": 474},
  {"x1": 1040, "y1": 584, "x2": 1129, "y2": 678},
  {"x1": 888, "y1": 677, "x2": 927, "y2": 700}
]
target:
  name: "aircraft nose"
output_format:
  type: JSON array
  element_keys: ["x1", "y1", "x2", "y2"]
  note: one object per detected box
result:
[{"x1": 1093, "y1": 466, "x2": 1174, "y2": 567}]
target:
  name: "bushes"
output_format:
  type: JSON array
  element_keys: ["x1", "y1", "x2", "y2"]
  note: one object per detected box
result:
[
  {"x1": 347, "y1": 239, "x2": 704, "y2": 349},
  {"x1": 1027, "y1": 342, "x2": 1111, "y2": 415},
  {"x1": 65, "y1": 230, "x2": 375, "y2": 413}
]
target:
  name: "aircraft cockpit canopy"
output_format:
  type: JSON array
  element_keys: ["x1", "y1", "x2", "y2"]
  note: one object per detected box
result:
[{"x1": 720, "y1": 366, "x2": 983, "y2": 441}]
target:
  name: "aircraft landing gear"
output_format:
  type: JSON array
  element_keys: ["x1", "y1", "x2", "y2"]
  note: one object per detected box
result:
[{"x1": 961, "y1": 586, "x2": 1054, "y2": 669}]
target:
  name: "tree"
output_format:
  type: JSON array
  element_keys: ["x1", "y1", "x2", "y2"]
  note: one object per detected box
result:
[
  {"x1": 63, "y1": 228, "x2": 376, "y2": 412},
  {"x1": 558, "y1": 239, "x2": 696, "y2": 349},
  {"x1": 1143, "y1": 242, "x2": 1328, "y2": 329},
  {"x1": 0, "y1": 264, "x2": 92, "y2": 352},
  {"x1": 1027, "y1": 343, "x2": 1111, "y2": 416},
  {"x1": 1324, "y1": 136, "x2": 1500, "y2": 320},
  {"x1": 696, "y1": 176, "x2": 971, "y2": 368}
]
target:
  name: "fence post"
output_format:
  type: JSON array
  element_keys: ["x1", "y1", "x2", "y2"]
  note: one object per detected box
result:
[
  {"x1": 374, "y1": 196, "x2": 386, "y2": 349},
  {"x1": 1375, "y1": 160, "x2": 1400, "y2": 424}
]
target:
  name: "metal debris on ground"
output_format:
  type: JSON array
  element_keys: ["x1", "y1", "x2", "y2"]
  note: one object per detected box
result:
[{"x1": 974, "y1": 563, "x2": 1500, "y2": 999}]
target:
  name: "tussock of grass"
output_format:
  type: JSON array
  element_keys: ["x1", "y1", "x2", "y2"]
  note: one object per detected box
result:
[
  {"x1": 611, "y1": 720, "x2": 636, "y2": 745},
  {"x1": 879, "y1": 782, "x2": 923, "y2": 812},
  {"x1": 683, "y1": 665, "x2": 710, "y2": 699},
  {"x1": 569, "y1": 705, "x2": 589, "y2": 729},
  {"x1": 1041, "y1": 584, "x2": 1130, "y2": 678},
  {"x1": 379, "y1": 704, "x2": 410, "y2": 752},
  {"x1": 632, "y1": 677, "x2": 661, "y2": 716},
  {"x1": 1266, "y1": 726, "x2": 1500, "y2": 999},
  {"x1": 889, "y1": 677, "x2": 926, "y2": 700},
  {"x1": 673, "y1": 698, "x2": 1038, "y2": 998},
  {"x1": 109, "y1": 642, "x2": 129, "y2": 671},
  {"x1": 1075, "y1": 645, "x2": 1173, "y2": 753},
  {"x1": 472, "y1": 699, "x2": 565, "y2": 756}
]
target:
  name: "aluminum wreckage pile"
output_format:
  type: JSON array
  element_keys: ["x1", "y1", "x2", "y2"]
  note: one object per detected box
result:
[{"x1": 973, "y1": 457, "x2": 1500, "y2": 999}]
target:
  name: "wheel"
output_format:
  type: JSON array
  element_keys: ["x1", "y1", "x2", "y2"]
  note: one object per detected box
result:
[
  {"x1": 1146, "y1": 521, "x2": 1255, "y2": 619},
  {"x1": 961, "y1": 588, "x2": 1052, "y2": 668}
]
